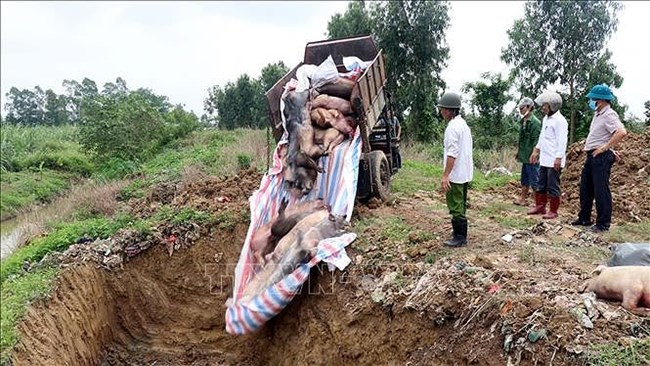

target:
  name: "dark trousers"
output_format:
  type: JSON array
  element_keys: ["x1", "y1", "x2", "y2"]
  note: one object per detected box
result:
[
  {"x1": 535, "y1": 166, "x2": 562, "y2": 197},
  {"x1": 578, "y1": 150, "x2": 615, "y2": 228}
]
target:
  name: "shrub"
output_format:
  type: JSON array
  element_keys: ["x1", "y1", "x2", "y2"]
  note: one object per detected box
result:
[
  {"x1": 237, "y1": 154, "x2": 252, "y2": 170},
  {"x1": 79, "y1": 93, "x2": 167, "y2": 162},
  {"x1": 17, "y1": 150, "x2": 94, "y2": 176}
]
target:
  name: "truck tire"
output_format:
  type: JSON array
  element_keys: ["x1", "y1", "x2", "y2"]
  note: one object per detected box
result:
[{"x1": 368, "y1": 150, "x2": 391, "y2": 202}]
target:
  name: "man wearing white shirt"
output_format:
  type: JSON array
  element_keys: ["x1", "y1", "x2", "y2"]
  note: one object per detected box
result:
[
  {"x1": 437, "y1": 92, "x2": 473, "y2": 247},
  {"x1": 528, "y1": 91, "x2": 568, "y2": 219}
]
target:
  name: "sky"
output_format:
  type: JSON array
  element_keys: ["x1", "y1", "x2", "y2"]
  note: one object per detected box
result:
[{"x1": 1, "y1": 1, "x2": 649, "y2": 119}]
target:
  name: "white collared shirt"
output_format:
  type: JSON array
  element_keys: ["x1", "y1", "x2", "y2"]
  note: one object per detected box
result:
[
  {"x1": 443, "y1": 115, "x2": 474, "y2": 183},
  {"x1": 536, "y1": 111, "x2": 568, "y2": 168}
]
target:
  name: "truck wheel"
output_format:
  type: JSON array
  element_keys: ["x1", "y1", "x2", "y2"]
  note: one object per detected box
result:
[{"x1": 368, "y1": 150, "x2": 391, "y2": 202}]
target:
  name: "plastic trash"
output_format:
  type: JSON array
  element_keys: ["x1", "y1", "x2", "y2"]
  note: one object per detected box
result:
[
  {"x1": 607, "y1": 243, "x2": 650, "y2": 266},
  {"x1": 343, "y1": 56, "x2": 372, "y2": 71},
  {"x1": 311, "y1": 55, "x2": 339, "y2": 90}
]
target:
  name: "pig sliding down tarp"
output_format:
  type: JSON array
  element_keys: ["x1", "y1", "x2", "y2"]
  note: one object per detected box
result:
[{"x1": 224, "y1": 128, "x2": 361, "y2": 335}]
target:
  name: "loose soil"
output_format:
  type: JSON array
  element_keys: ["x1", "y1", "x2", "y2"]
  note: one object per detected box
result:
[
  {"x1": 493, "y1": 128, "x2": 650, "y2": 224},
  {"x1": 8, "y1": 140, "x2": 650, "y2": 365}
]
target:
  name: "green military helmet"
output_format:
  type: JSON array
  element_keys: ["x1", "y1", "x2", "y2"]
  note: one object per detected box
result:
[{"x1": 437, "y1": 92, "x2": 462, "y2": 109}]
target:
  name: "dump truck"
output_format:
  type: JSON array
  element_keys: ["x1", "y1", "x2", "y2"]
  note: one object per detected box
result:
[{"x1": 265, "y1": 35, "x2": 400, "y2": 202}]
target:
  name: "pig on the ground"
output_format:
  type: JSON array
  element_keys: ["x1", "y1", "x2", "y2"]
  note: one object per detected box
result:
[
  {"x1": 313, "y1": 127, "x2": 345, "y2": 154},
  {"x1": 311, "y1": 94, "x2": 353, "y2": 115},
  {"x1": 580, "y1": 265, "x2": 650, "y2": 314},
  {"x1": 316, "y1": 77, "x2": 355, "y2": 100}
]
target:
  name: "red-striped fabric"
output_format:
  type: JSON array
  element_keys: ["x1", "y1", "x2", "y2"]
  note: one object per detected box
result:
[{"x1": 224, "y1": 128, "x2": 361, "y2": 335}]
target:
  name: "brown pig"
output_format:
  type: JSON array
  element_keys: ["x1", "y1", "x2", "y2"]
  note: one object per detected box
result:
[
  {"x1": 271, "y1": 199, "x2": 329, "y2": 239},
  {"x1": 313, "y1": 127, "x2": 345, "y2": 154},
  {"x1": 580, "y1": 265, "x2": 650, "y2": 314},
  {"x1": 291, "y1": 166, "x2": 319, "y2": 197},
  {"x1": 316, "y1": 77, "x2": 355, "y2": 100},
  {"x1": 240, "y1": 210, "x2": 333, "y2": 301},
  {"x1": 328, "y1": 109, "x2": 354, "y2": 135},
  {"x1": 311, "y1": 94, "x2": 353, "y2": 115},
  {"x1": 282, "y1": 198, "x2": 329, "y2": 218},
  {"x1": 310, "y1": 108, "x2": 334, "y2": 128},
  {"x1": 295, "y1": 123, "x2": 326, "y2": 159},
  {"x1": 251, "y1": 199, "x2": 328, "y2": 265}
]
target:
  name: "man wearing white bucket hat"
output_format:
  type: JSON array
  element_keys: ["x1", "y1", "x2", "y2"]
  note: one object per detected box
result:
[{"x1": 527, "y1": 91, "x2": 568, "y2": 219}]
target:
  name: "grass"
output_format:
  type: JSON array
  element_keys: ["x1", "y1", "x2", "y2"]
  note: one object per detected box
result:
[
  {"x1": 1, "y1": 266, "x2": 59, "y2": 364},
  {"x1": 395, "y1": 141, "x2": 519, "y2": 194},
  {"x1": 470, "y1": 171, "x2": 518, "y2": 191},
  {"x1": 117, "y1": 128, "x2": 268, "y2": 200},
  {"x1": 479, "y1": 201, "x2": 534, "y2": 229},
  {"x1": 425, "y1": 248, "x2": 451, "y2": 264},
  {"x1": 570, "y1": 246, "x2": 611, "y2": 264},
  {"x1": 391, "y1": 159, "x2": 517, "y2": 195},
  {"x1": 0, "y1": 170, "x2": 73, "y2": 220},
  {"x1": 381, "y1": 216, "x2": 412, "y2": 243},
  {"x1": 1, "y1": 124, "x2": 87, "y2": 172},
  {"x1": 1, "y1": 124, "x2": 94, "y2": 219},
  {"x1": 391, "y1": 160, "x2": 442, "y2": 194},
  {"x1": 587, "y1": 339, "x2": 650, "y2": 366},
  {"x1": 153, "y1": 205, "x2": 214, "y2": 225},
  {"x1": 603, "y1": 221, "x2": 650, "y2": 243},
  {"x1": 518, "y1": 244, "x2": 538, "y2": 265},
  {"x1": 0, "y1": 215, "x2": 132, "y2": 283}
]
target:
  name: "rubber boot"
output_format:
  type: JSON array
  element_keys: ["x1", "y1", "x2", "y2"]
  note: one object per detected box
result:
[
  {"x1": 527, "y1": 192, "x2": 547, "y2": 215},
  {"x1": 444, "y1": 218, "x2": 467, "y2": 248},
  {"x1": 542, "y1": 196, "x2": 560, "y2": 219}
]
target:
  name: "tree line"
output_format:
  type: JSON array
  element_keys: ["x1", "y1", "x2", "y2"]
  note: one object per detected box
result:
[
  {"x1": 2, "y1": 77, "x2": 200, "y2": 164},
  {"x1": 202, "y1": 0, "x2": 648, "y2": 146},
  {"x1": 202, "y1": 62, "x2": 289, "y2": 129},
  {"x1": 4, "y1": 1, "x2": 647, "y2": 147}
]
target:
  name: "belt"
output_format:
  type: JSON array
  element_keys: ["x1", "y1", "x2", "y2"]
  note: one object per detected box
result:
[{"x1": 586, "y1": 149, "x2": 610, "y2": 157}]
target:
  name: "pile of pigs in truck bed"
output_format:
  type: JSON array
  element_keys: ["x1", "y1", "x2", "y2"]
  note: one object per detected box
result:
[
  {"x1": 279, "y1": 55, "x2": 368, "y2": 198},
  {"x1": 238, "y1": 54, "x2": 370, "y2": 303}
]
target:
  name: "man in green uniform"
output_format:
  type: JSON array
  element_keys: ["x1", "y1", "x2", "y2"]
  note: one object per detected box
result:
[
  {"x1": 438, "y1": 92, "x2": 474, "y2": 247},
  {"x1": 514, "y1": 97, "x2": 542, "y2": 206}
]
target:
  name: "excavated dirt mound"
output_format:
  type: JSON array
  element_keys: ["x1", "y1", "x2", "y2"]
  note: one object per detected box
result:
[{"x1": 562, "y1": 128, "x2": 650, "y2": 223}]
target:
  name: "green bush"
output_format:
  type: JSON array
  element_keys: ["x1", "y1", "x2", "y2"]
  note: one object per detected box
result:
[
  {"x1": 79, "y1": 93, "x2": 200, "y2": 165},
  {"x1": 17, "y1": 150, "x2": 94, "y2": 176},
  {"x1": 237, "y1": 154, "x2": 252, "y2": 170},
  {"x1": 79, "y1": 93, "x2": 165, "y2": 162},
  {"x1": 93, "y1": 157, "x2": 139, "y2": 181},
  {"x1": 163, "y1": 106, "x2": 200, "y2": 143}
]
